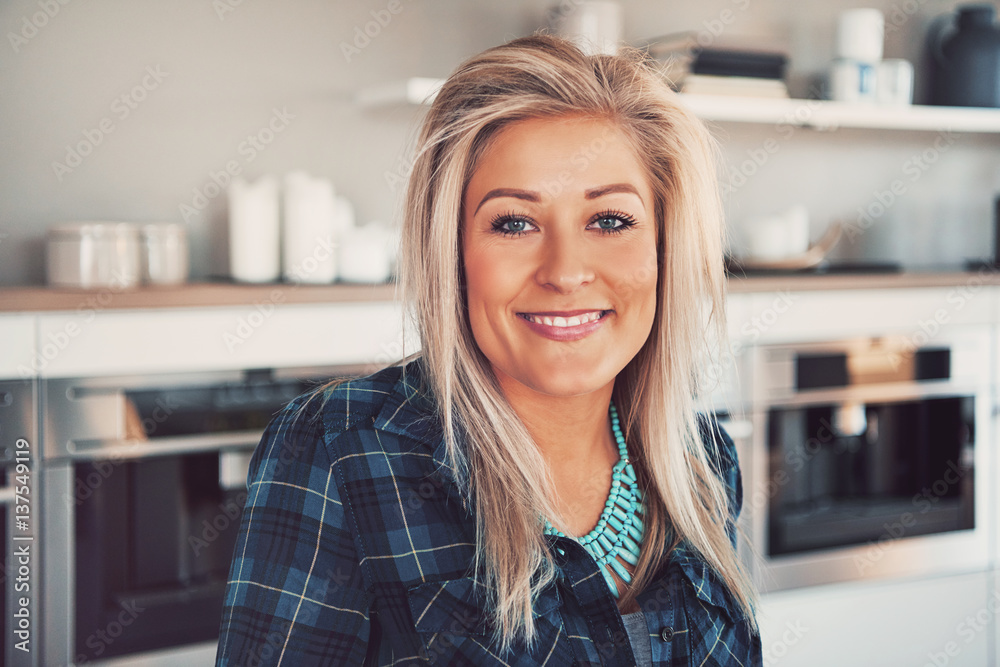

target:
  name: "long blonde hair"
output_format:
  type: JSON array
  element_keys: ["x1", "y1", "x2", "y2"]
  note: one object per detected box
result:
[{"x1": 400, "y1": 34, "x2": 756, "y2": 649}]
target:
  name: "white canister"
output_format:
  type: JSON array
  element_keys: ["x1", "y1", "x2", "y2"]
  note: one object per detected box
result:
[
  {"x1": 228, "y1": 176, "x2": 280, "y2": 283},
  {"x1": 876, "y1": 59, "x2": 914, "y2": 105},
  {"x1": 282, "y1": 171, "x2": 337, "y2": 284},
  {"x1": 836, "y1": 9, "x2": 884, "y2": 63},
  {"x1": 141, "y1": 222, "x2": 188, "y2": 285},
  {"x1": 548, "y1": 1, "x2": 623, "y2": 56},
  {"x1": 829, "y1": 59, "x2": 878, "y2": 103},
  {"x1": 337, "y1": 223, "x2": 397, "y2": 284},
  {"x1": 46, "y1": 222, "x2": 141, "y2": 289}
]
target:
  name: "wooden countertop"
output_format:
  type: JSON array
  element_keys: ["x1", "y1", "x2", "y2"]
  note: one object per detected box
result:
[
  {"x1": 0, "y1": 281, "x2": 398, "y2": 313},
  {"x1": 0, "y1": 271, "x2": 995, "y2": 313}
]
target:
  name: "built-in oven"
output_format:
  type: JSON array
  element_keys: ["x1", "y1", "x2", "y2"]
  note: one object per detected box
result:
[
  {"x1": 748, "y1": 326, "x2": 992, "y2": 592},
  {"x1": 0, "y1": 379, "x2": 38, "y2": 667},
  {"x1": 39, "y1": 365, "x2": 359, "y2": 666}
]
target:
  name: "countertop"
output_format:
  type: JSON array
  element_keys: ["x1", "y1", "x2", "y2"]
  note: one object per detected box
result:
[
  {"x1": 0, "y1": 271, "x2": 995, "y2": 313},
  {"x1": 0, "y1": 281, "x2": 397, "y2": 313}
]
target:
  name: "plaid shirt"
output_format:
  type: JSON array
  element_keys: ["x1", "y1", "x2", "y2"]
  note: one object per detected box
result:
[{"x1": 217, "y1": 361, "x2": 761, "y2": 666}]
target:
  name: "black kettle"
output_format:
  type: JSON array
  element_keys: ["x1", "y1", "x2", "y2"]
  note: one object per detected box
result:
[{"x1": 927, "y1": 4, "x2": 1000, "y2": 107}]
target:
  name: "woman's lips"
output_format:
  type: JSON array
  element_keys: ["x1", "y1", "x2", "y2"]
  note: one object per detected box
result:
[{"x1": 516, "y1": 309, "x2": 611, "y2": 341}]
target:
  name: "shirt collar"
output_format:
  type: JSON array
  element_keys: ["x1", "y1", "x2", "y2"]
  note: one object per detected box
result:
[{"x1": 371, "y1": 361, "x2": 454, "y2": 482}]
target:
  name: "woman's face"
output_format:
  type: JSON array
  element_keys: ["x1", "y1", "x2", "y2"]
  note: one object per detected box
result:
[{"x1": 462, "y1": 115, "x2": 659, "y2": 399}]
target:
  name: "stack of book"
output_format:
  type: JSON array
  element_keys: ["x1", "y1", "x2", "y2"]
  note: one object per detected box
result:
[{"x1": 642, "y1": 32, "x2": 790, "y2": 98}]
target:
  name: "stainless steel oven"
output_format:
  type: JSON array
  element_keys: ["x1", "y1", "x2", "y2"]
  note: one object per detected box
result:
[
  {"x1": 748, "y1": 326, "x2": 992, "y2": 592},
  {"x1": 39, "y1": 365, "x2": 360, "y2": 666}
]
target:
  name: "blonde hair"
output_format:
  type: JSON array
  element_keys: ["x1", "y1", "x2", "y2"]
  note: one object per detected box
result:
[{"x1": 400, "y1": 34, "x2": 757, "y2": 649}]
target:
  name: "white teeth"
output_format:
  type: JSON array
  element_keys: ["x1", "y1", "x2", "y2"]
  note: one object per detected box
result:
[{"x1": 524, "y1": 311, "x2": 604, "y2": 327}]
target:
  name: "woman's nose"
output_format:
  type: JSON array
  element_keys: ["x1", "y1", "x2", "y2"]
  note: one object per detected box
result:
[{"x1": 534, "y1": 232, "x2": 595, "y2": 294}]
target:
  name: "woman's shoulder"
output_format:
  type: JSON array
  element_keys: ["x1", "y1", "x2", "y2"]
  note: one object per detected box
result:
[{"x1": 247, "y1": 361, "x2": 431, "y2": 479}]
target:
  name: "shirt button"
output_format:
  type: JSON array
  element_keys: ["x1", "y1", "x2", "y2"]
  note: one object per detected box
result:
[{"x1": 660, "y1": 626, "x2": 674, "y2": 642}]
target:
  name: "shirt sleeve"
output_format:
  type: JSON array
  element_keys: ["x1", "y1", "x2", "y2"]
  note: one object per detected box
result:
[
  {"x1": 697, "y1": 415, "x2": 744, "y2": 549},
  {"x1": 216, "y1": 395, "x2": 372, "y2": 666}
]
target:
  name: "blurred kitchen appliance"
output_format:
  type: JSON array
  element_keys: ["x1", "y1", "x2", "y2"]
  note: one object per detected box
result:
[
  {"x1": 748, "y1": 327, "x2": 990, "y2": 591},
  {"x1": 40, "y1": 365, "x2": 361, "y2": 665},
  {"x1": 928, "y1": 4, "x2": 1000, "y2": 108},
  {"x1": 46, "y1": 222, "x2": 141, "y2": 289},
  {"x1": 0, "y1": 379, "x2": 38, "y2": 667}
]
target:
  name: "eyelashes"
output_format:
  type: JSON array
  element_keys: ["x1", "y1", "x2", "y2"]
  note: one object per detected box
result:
[{"x1": 488, "y1": 209, "x2": 638, "y2": 237}]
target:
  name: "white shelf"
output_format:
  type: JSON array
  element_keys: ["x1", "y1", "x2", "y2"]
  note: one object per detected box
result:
[
  {"x1": 358, "y1": 77, "x2": 1000, "y2": 133},
  {"x1": 679, "y1": 93, "x2": 1000, "y2": 133}
]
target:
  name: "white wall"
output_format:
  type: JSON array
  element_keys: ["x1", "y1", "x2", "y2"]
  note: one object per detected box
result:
[{"x1": 2, "y1": 0, "x2": 999, "y2": 285}]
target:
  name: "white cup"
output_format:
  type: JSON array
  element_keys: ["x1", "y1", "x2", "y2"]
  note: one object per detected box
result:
[
  {"x1": 829, "y1": 59, "x2": 878, "y2": 103},
  {"x1": 876, "y1": 59, "x2": 914, "y2": 105}
]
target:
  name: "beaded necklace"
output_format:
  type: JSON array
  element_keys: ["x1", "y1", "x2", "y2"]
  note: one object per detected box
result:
[{"x1": 543, "y1": 403, "x2": 645, "y2": 598}]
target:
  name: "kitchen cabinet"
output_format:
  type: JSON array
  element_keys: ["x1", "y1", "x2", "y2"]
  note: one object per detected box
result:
[
  {"x1": 0, "y1": 316, "x2": 36, "y2": 379},
  {"x1": 758, "y1": 570, "x2": 992, "y2": 666}
]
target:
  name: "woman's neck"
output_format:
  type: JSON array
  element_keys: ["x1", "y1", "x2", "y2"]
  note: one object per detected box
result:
[{"x1": 495, "y1": 371, "x2": 616, "y2": 472}]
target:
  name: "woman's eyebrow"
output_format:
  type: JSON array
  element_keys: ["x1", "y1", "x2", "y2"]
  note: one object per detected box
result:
[
  {"x1": 473, "y1": 188, "x2": 540, "y2": 215},
  {"x1": 585, "y1": 183, "x2": 643, "y2": 204}
]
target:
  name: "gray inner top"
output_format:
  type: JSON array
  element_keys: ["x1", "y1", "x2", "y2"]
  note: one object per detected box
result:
[{"x1": 621, "y1": 610, "x2": 653, "y2": 667}]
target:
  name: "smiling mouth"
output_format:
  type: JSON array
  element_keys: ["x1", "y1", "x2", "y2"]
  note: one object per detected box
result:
[{"x1": 516, "y1": 310, "x2": 611, "y2": 328}]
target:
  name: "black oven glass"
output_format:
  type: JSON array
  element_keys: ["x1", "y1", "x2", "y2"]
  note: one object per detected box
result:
[
  {"x1": 73, "y1": 453, "x2": 244, "y2": 660},
  {"x1": 767, "y1": 396, "x2": 975, "y2": 556},
  {"x1": 72, "y1": 373, "x2": 330, "y2": 661}
]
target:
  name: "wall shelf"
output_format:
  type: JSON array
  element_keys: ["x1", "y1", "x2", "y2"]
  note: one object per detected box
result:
[
  {"x1": 680, "y1": 93, "x2": 1000, "y2": 133},
  {"x1": 358, "y1": 77, "x2": 1000, "y2": 133}
]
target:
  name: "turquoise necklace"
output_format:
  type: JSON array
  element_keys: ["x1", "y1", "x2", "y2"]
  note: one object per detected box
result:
[{"x1": 543, "y1": 402, "x2": 645, "y2": 598}]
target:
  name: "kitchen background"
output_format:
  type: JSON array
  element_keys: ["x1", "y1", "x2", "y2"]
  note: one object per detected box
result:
[
  {"x1": 1, "y1": 0, "x2": 1000, "y2": 286},
  {"x1": 4, "y1": 1, "x2": 1000, "y2": 666}
]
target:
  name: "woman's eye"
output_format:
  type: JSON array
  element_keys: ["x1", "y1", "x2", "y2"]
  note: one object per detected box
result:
[
  {"x1": 588, "y1": 211, "x2": 637, "y2": 234},
  {"x1": 490, "y1": 215, "x2": 535, "y2": 236}
]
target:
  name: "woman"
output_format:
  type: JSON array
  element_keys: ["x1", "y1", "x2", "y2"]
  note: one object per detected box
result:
[{"x1": 218, "y1": 34, "x2": 761, "y2": 666}]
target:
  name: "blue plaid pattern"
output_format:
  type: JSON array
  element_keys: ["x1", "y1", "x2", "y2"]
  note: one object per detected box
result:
[{"x1": 217, "y1": 360, "x2": 761, "y2": 666}]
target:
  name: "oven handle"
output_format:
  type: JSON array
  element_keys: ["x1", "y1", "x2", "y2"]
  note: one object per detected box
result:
[
  {"x1": 64, "y1": 430, "x2": 264, "y2": 461},
  {"x1": 757, "y1": 380, "x2": 983, "y2": 409}
]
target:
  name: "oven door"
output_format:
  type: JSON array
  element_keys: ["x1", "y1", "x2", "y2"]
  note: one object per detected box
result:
[
  {"x1": 40, "y1": 366, "x2": 358, "y2": 666},
  {"x1": 749, "y1": 329, "x2": 992, "y2": 592}
]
